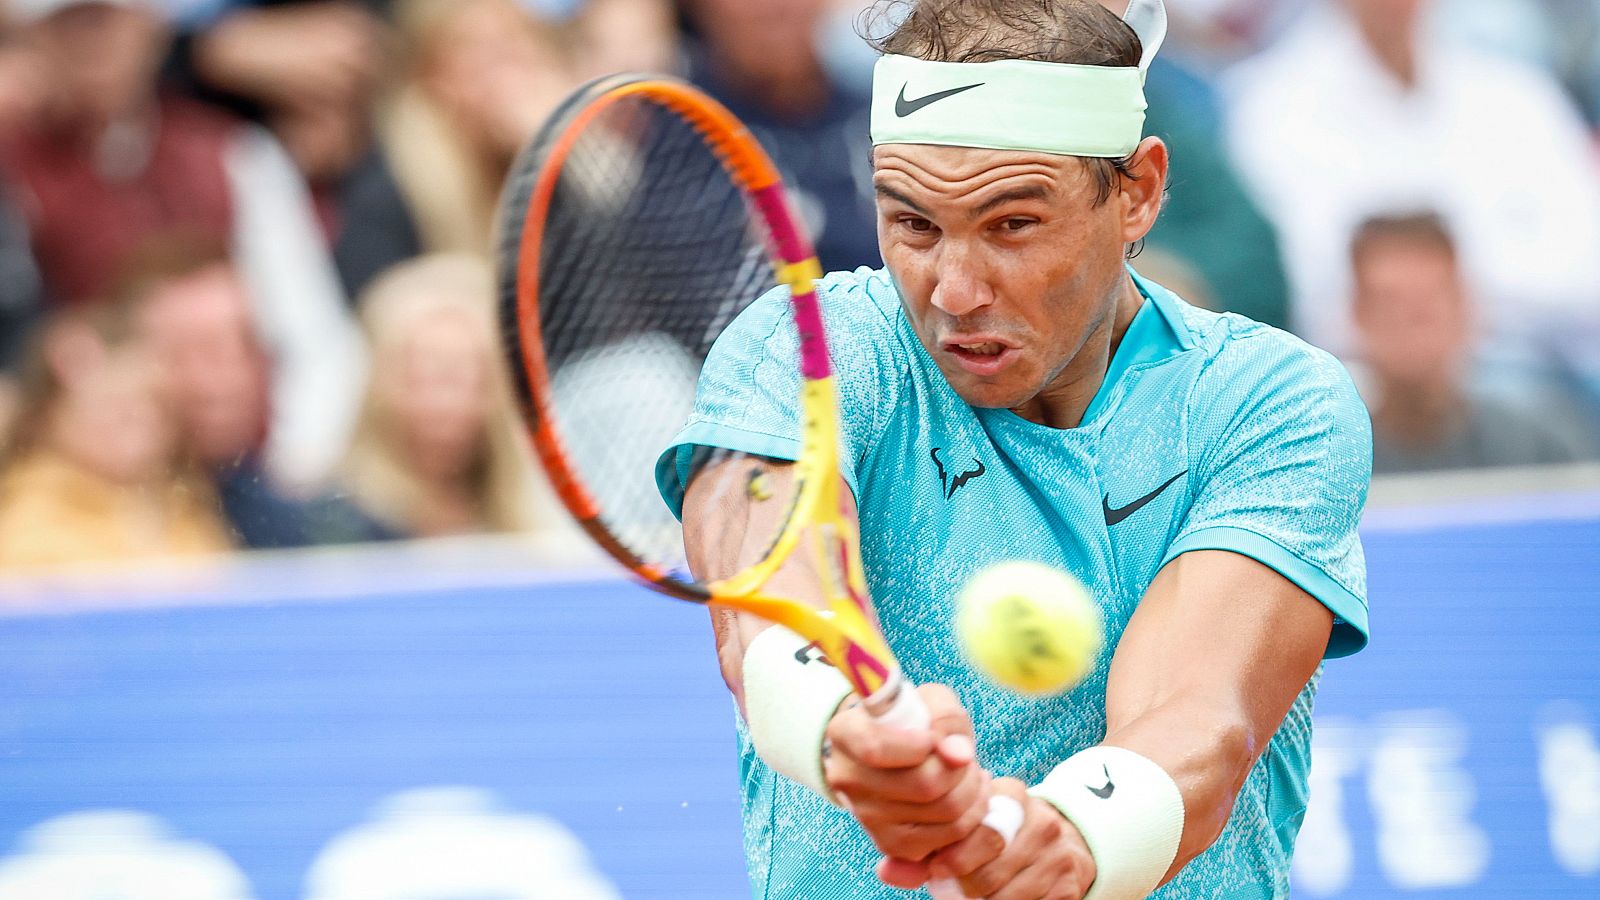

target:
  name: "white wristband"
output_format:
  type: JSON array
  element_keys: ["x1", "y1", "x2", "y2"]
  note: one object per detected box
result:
[
  {"x1": 742, "y1": 626, "x2": 853, "y2": 803},
  {"x1": 1029, "y1": 746, "x2": 1185, "y2": 900}
]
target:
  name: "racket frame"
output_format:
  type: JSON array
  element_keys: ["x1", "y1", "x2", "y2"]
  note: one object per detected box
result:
[{"x1": 502, "y1": 76, "x2": 904, "y2": 707}]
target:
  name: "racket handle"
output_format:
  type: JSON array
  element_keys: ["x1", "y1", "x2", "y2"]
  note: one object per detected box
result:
[
  {"x1": 873, "y1": 676, "x2": 932, "y2": 731},
  {"x1": 869, "y1": 682, "x2": 1025, "y2": 899}
]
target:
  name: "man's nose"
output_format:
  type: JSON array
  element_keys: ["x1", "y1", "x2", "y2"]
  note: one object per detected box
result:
[{"x1": 929, "y1": 241, "x2": 995, "y2": 318}]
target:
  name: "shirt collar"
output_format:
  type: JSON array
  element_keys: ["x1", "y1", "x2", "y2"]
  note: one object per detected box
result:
[{"x1": 1077, "y1": 266, "x2": 1191, "y2": 423}]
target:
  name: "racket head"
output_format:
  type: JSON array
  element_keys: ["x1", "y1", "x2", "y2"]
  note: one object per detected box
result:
[
  {"x1": 495, "y1": 75, "x2": 896, "y2": 696},
  {"x1": 496, "y1": 75, "x2": 761, "y2": 595}
]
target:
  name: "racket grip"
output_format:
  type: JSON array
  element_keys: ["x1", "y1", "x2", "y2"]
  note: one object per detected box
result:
[
  {"x1": 870, "y1": 682, "x2": 1025, "y2": 899},
  {"x1": 873, "y1": 677, "x2": 932, "y2": 731}
]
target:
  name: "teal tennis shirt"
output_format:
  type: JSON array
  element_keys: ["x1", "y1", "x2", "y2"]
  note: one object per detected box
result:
[{"x1": 657, "y1": 266, "x2": 1372, "y2": 898}]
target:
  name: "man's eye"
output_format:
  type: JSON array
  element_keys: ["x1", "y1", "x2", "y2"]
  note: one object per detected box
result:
[
  {"x1": 902, "y1": 217, "x2": 934, "y2": 233},
  {"x1": 1002, "y1": 218, "x2": 1035, "y2": 232}
]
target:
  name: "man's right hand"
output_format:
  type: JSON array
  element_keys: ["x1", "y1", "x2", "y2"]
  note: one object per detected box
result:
[{"x1": 822, "y1": 684, "x2": 992, "y2": 878}]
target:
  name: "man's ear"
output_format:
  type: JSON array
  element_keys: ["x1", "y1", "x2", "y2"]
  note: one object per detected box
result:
[{"x1": 1119, "y1": 136, "x2": 1168, "y2": 244}]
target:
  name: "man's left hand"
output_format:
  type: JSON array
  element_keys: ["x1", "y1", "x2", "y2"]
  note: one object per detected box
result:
[{"x1": 923, "y1": 777, "x2": 1098, "y2": 899}]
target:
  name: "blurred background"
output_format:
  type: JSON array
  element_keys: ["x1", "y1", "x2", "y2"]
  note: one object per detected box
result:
[{"x1": 0, "y1": 0, "x2": 1595, "y2": 896}]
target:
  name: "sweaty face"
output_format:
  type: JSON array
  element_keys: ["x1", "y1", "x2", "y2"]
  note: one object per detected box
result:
[{"x1": 874, "y1": 144, "x2": 1131, "y2": 414}]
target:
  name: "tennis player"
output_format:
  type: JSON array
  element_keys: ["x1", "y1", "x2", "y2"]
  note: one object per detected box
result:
[{"x1": 657, "y1": 0, "x2": 1371, "y2": 896}]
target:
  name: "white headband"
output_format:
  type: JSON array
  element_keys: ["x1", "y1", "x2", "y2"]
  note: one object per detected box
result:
[{"x1": 870, "y1": 0, "x2": 1168, "y2": 159}]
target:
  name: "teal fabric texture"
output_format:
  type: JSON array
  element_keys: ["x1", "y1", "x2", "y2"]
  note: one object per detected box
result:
[{"x1": 657, "y1": 266, "x2": 1372, "y2": 898}]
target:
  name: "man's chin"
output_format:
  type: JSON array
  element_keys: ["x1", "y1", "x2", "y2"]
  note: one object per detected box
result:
[{"x1": 946, "y1": 375, "x2": 1035, "y2": 411}]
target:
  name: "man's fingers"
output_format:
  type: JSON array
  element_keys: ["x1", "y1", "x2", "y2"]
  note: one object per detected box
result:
[
  {"x1": 936, "y1": 731, "x2": 977, "y2": 766},
  {"x1": 952, "y1": 779, "x2": 1043, "y2": 898},
  {"x1": 986, "y1": 858, "x2": 1067, "y2": 900},
  {"x1": 865, "y1": 815, "x2": 991, "y2": 865},
  {"x1": 928, "y1": 820, "x2": 1009, "y2": 881},
  {"x1": 928, "y1": 776, "x2": 1026, "y2": 880},
  {"x1": 826, "y1": 705, "x2": 938, "y2": 769},
  {"x1": 920, "y1": 683, "x2": 977, "y2": 741},
  {"x1": 849, "y1": 761, "x2": 989, "y2": 825},
  {"x1": 830, "y1": 749, "x2": 973, "y2": 805},
  {"x1": 876, "y1": 855, "x2": 931, "y2": 890}
]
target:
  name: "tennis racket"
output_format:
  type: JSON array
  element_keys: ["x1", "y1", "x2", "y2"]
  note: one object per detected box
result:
[{"x1": 495, "y1": 74, "x2": 1013, "y2": 895}]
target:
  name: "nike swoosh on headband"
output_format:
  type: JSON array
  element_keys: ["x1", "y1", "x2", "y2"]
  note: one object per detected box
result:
[{"x1": 895, "y1": 82, "x2": 985, "y2": 117}]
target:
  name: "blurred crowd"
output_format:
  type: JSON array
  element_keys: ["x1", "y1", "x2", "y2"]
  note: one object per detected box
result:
[{"x1": 0, "y1": 0, "x2": 1595, "y2": 573}]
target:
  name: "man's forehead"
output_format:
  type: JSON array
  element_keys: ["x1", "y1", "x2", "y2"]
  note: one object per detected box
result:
[{"x1": 872, "y1": 144, "x2": 1091, "y2": 199}]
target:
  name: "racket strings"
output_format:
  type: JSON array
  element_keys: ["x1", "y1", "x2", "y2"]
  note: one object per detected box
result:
[{"x1": 531, "y1": 95, "x2": 779, "y2": 570}]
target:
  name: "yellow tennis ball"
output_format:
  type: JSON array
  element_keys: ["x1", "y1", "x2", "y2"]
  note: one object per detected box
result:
[{"x1": 955, "y1": 561, "x2": 1104, "y2": 696}]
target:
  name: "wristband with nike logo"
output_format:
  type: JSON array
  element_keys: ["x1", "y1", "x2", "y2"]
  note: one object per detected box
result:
[{"x1": 1029, "y1": 746, "x2": 1185, "y2": 900}]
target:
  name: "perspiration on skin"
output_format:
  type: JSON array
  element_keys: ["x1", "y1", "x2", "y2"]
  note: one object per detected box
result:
[{"x1": 873, "y1": 140, "x2": 1166, "y2": 426}]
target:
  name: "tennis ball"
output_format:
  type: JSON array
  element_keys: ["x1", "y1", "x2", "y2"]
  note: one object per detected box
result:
[{"x1": 955, "y1": 560, "x2": 1103, "y2": 696}]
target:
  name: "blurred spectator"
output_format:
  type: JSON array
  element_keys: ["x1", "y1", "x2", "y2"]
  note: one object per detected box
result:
[
  {"x1": 348, "y1": 0, "x2": 572, "y2": 273},
  {"x1": 1440, "y1": 0, "x2": 1600, "y2": 131},
  {"x1": 0, "y1": 184, "x2": 44, "y2": 451},
  {"x1": 1158, "y1": 0, "x2": 1310, "y2": 71},
  {"x1": 183, "y1": 2, "x2": 386, "y2": 192},
  {"x1": 681, "y1": 0, "x2": 881, "y2": 272},
  {"x1": 128, "y1": 237, "x2": 395, "y2": 547},
  {"x1": 0, "y1": 0, "x2": 49, "y2": 132},
  {"x1": 0, "y1": 0, "x2": 368, "y2": 491},
  {"x1": 171, "y1": 1, "x2": 406, "y2": 298},
  {"x1": 0, "y1": 189, "x2": 43, "y2": 375},
  {"x1": 342, "y1": 255, "x2": 539, "y2": 539},
  {"x1": 0, "y1": 296, "x2": 231, "y2": 570},
  {"x1": 1140, "y1": 55, "x2": 1291, "y2": 328},
  {"x1": 1349, "y1": 213, "x2": 1597, "y2": 474},
  {"x1": 0, "y1": 3, "x2": 46, "y2": 442},
  {"x1": 572, "y1": 0, "x2": 678, "y2": 80},
  {"x1": 1223, "y1": 0, "x2": 1600, "y2": 364}
]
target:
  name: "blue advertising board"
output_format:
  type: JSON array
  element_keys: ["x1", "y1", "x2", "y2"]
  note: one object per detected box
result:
[{"x1": 0, "y1": 493, "x2": 1596, "y2": 898}]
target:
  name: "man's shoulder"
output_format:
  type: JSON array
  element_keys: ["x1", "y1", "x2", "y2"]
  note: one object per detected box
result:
[
  {"x1": 813, "y1": 266, "x2": 903, "y2": 323},
  {"x1": 1167, "y1": 300, "x2": 1363, "y2": 419}
]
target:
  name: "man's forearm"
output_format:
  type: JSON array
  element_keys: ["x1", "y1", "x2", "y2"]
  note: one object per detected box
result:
[
  {"x1": 681, "y1": 456, "x2": 838, "y2": 712},
  {"x1": 1032, "y1": 549, "x2": 1332, "y2": 892},
  {"x1": 1103, "y1": 699, "x2": 1256, "y2": 881}
]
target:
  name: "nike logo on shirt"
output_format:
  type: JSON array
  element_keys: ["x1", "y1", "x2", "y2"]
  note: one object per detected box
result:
[{"x1": 1103, "y1": 470, "x2": 1187, "y2": 527}]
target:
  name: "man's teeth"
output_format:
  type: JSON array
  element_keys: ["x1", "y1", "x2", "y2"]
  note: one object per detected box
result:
[{"x1": 956, "y1": 343, "x2": 1002, "y2": 354}]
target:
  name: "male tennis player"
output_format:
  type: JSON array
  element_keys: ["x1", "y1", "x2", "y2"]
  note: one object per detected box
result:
[{"x1": 658, "y1": 0, "x2": 1371, "y2": 896}]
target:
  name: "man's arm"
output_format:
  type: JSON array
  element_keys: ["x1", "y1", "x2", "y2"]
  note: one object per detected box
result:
[
  {"x1": 932, "y1": 549, "x2": 1332, "y2": 897},
  {"x1": 682, "y1": 455, "x2": 797, "y2": 709},
  {"x1": 683, "y1": 453, "x2": 990, "y2": 860},
  {"x1": 1106, "y1": 549, "x2": 1331, "y2": 876}
]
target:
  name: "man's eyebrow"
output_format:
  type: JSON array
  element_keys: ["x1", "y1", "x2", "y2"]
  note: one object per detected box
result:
[
  {"x1": 972, "y1": 185, "x2": 1050, "y2": 218},
  {"x1": 874, "y1": 184, "x2": 930, "y2": 216}
]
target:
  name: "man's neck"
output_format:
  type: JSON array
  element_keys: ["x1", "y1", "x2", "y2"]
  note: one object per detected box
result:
[{"x1": 1010, "y1": 273, "x2": 1143, "y2": 430}]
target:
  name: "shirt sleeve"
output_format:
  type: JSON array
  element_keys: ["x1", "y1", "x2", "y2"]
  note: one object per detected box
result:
[
  {"x1": 655, "y1": 274, "x2": 903, "y2": 518},
  {"x1": 1165, "y1": 332, "x2": 1374, "y2": 658}
]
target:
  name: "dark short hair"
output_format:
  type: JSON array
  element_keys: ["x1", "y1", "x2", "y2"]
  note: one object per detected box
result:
[
  {"x1": 865, "y1": 0, "x2": 1142, "y2": 205},
  {"x1": 1350, "y1": 212, "x2": 1457, "y2": 268}
]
